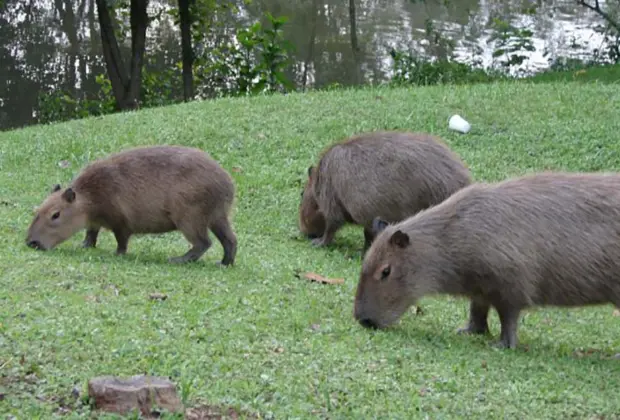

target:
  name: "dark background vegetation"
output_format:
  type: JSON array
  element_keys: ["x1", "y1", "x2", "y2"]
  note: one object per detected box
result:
[{"x1": 1, "y1": 0, "x2": 619, "y2": 132}]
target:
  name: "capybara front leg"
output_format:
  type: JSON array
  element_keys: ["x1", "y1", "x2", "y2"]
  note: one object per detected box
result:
[
  {"x1": 82, "y1": 228, "x2": 100, "y2": 248},
  {"x1": 211, "y1": 218, "x2": 237, "y2": 266},
  {"x1": 457, "y1": 299, "x2": 491, "y2": 335},
  {"x1": 363, "y1": 227, "x2": 374, "y2": 254},
  {"x1": 311, "y1": 220, "x2": 343, "y2": 247},
  {"x1": 494, "y1": 305, "x2": 521, "y2": 349},
  {"x1": 112, "y1": 228, "x2": 131, "y2": 255}
]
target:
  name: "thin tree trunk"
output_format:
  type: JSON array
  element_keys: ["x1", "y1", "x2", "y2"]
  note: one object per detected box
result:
[
  {"x1": 95, "y1": 0, "x2": 130, "y2": 109},
  {"x1": 349, "y1": 0, "x2": 361, "y2": 84},
  {"x1": 302, "y1": 0, "x2": 319, "y2": 90},
  {"x1": 178, "y1": 0, "x2": 195, "y2": 101},
  {"x1": 127, "y1": 0, "x2": 149, "y2": 108}
]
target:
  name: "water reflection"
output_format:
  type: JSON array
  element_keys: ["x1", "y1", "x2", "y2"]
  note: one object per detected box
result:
[{"x1": 0, "y1": 0, "x2": 610, "y2": 131}]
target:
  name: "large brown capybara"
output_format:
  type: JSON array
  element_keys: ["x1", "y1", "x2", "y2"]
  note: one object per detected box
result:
[
  {"x1": 353, "y1": 171, "x2": 620, "y2": 349},
  {"x1": 25, "y1": 145, "x2": 237, "y2": 266},
  {"x1": 298, "y1": 131, "x2": 472, "y2": 252}
]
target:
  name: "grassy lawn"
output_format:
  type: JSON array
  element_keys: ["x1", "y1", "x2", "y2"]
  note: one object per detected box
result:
[{"x1": 2, "y1": 79, "x2": 620, "y2": 418}]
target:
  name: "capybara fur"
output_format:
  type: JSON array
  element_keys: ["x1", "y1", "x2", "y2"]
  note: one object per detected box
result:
[
  {"x1": 26, "y1": 145, "x2": 237, "y2": 265},
  {"x1": 354, "y1": 171, "x2": 620, "y2": 349},
  {"x1": 298, "y1": 131, "x2": 472, "y2": 252}
]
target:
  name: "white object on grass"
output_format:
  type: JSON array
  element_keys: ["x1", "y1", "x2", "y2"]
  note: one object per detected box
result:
[{"x1": 448, "y1": 114, "x2": 471, "y2": 134}]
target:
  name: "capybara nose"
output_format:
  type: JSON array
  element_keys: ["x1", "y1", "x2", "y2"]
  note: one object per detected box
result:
[
  {"x1": 27, "y1": 240, "x2": 42, "y2": 250},
  {"x1": 359, "y1": 318, "x2": 379, "y2": 329}
]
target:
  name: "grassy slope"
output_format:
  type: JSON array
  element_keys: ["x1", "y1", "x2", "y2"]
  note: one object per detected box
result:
[{"x1": 2, "y1": 80, "x2": 620, "y2": 419}]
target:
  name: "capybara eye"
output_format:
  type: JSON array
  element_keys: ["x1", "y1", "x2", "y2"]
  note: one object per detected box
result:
[
  {"x1": 381, "y1": 266, "x2": 391, "y2": 279},
  {"x1": 51, "y1": 212, "x2": 60, "y2": 220}
]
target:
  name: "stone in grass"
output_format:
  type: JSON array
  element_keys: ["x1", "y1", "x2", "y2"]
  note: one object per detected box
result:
[{"x1": 88, "y1": 375, "x2": 183, "y2": 416}]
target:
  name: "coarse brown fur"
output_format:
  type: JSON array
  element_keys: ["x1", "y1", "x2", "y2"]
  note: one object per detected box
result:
[
  {"x1": 26, "y1": 145, "x2": 237, "y2": 265},
  {"x1": 298, "y1": 131, "x2": 472, "y2": 252},
  {"x1": 354, "y1": 171, "x2": 620, "y2": 349}
]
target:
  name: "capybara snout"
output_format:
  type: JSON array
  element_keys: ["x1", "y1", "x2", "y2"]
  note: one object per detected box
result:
[{"x1": 26, "y1": 146, "x2": 238, "y2": 266}]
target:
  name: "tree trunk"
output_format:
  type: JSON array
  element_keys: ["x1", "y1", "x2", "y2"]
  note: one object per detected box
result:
[
  {"x1": 349, "y1": 0, "x2": 361, "y2": 85},
  {"x1": 178, "y1": 0, "x2": 195, "y2": 101},
  {"x1": 302, "y1": 0, "x2": 319, "y2": 90},
  {"x1": 95, "y1": 0, "x2": 149, "y2": 111}
]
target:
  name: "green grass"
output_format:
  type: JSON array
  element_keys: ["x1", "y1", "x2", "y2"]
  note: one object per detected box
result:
[
  {"x1": 527, "y1": 62, "x2": 620, "y2": 84},
  {"x1": 2, "y1": 79, "x2": 620, "y2": 419}
]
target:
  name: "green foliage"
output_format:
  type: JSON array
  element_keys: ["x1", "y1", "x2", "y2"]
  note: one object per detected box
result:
[
  {"x1": 36, "y1": 67, "x2": 182, "y2": 125},
  {"x1": 195, "y1": 12, "x2": 295, "y2": 98},
  {"x1": 388, "y1": 49, "x2": 503, "y2": 86},
  {"x1": 487, "y1": 18, "x2": 536, "y2": 71}
]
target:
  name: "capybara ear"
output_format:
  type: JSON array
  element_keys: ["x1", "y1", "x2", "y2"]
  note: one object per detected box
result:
[
  {"x1": 372, "y1": 217, "x2": 389, "y2": 235},
  {"x1": 52, "y1": 184, "x2": 62, "y2": 193},
  {"x1": 389, "y1": 230, "x2": 410, "y2": 249},
  {"x1": 62, "y1": 188, "x2": 76, "y2": 203},
  {"x1": 307, "y1": 166, "x2": 314, "y2": 177}
]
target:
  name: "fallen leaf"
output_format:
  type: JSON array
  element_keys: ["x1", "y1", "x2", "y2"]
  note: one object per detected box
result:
[
  {"x1": 85, "y1": 295, "x2": 100, "y2": 303},
  {"x1": 613, "y1": 309, "x2": 620, "y2": 317},
  {"x1": 481, "y1": 360, "x2": 487, "y2": 369},
  {"x1": 310, "y1": 324, "x2": 320, "y2": 331},
  {"x1": 273, "y1": 347, "x2": 284, "y2": 354},
  {"x1": 298, "y1": 271, "x2": 344, "y2": 285},
  {"x1": 232, "y1": 166, "x2": 243, "y2": 173},
  {"x1": 149, "y1": 293, "x2": 168, "y2": 301},
  {"x1": 58, "y1": 160, "x2": 71, "y2": 168}
]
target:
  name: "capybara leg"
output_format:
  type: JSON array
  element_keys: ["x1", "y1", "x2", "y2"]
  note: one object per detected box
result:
[
  {"x1": 457, "y1": 299, "x2": 491, "y2": 335},
  {"x1": 210, "y1": 217, "x2": 237, "y2": 267},
  {"x1": 311, "y1": 220, "x2": 343, "y2": 247},
  {"x1": 363, "y1": 227, "x2": 374, "y2": 254},
  {"x1": 169, "y1": 231, "x2": 212, "y2": 264},
  {"x1": 113, "y1": 228, "x2": 131, "y2": 255},
  {"x1": 82, "y1": 228, "x2": 100, "y2": 248},
  {"x1": 494, "y1": 306, "x2": 521, "y2": 349}
]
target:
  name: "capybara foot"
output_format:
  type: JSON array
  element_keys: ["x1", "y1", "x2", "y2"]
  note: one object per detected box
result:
[
  {"x1": 491, "y1": 339, "x2": 517, "y2": 350},
  {"x1": 115, "y1": 248, "x2": 127, "y2": 256},
  {"x1": 215, "y1": 260, "x2": 233, "y2": 267},
  {"x1": 311, "y1": 237, "x2": 329, "y2": 247},
  {"x1": 169, "y1": 253, "x2": 200, "y2": 264},
  {"x1": 457, "y1": 324, "x2": 490, "y2": 336}
]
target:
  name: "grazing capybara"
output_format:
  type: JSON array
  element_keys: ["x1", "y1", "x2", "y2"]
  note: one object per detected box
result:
[
  {"x1": 354, "y1": 171, "x2": 620, "y2": 349},
  {"x1": 25, "y1": 145, "x2": 237, "y2": 266},
  {"x1": 298, "y1": 131, "x2": 472, "y2": 252}
]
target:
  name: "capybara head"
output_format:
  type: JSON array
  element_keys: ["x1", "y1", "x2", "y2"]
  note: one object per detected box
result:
[
  {"x1": 25, "y1": 184, "x2": 87, "y2": 251},
  {"x1": 354, "y1": 217, "x2": 437, "y2": 329},
  {"x1": 298, "y1": 166, "x2": 326, "y2": 239}
]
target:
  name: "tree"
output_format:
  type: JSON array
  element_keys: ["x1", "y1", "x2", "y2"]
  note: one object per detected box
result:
[
  {"x1": 177, "y1": 0, "x2": 195, "y2": 101},
  {"x1": 95, "y1": 0, "x2": 149, "y2": 110}
]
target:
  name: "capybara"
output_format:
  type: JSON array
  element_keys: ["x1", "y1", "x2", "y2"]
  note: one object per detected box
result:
[
  {"x1": 354, "y1": 171, "x2": 620, "y2": 349},
  {"x1": 25, "y1": 145, "x2": 237, "y2": 265},
  {"x1": 298, "y1": 131, "x2": 472, "y2": 252}
]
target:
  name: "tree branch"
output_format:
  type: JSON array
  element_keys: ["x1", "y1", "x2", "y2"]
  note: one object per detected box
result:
[{"x1": 577, "y1": 0, "x2": 620, "y2": 33}]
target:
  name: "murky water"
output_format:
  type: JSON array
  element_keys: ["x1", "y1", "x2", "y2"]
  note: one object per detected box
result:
[{"x1": 0, "y1": 0, "x2": 610, "y2": 130}]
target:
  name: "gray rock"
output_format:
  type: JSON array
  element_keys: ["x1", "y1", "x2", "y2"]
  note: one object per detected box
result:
[{"x1": 88, "y1": 375, "x2": 183, "y2": 416}]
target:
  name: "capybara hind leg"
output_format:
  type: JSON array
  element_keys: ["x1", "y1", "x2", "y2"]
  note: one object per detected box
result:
[
  {"x1": 169, "y1": 229, "x2": 212, "y2": 264},
  {"x1": 494, "y1": 306, "x2": 521, "y2": 349},
  {"x1": 113, "y1": 228, "x2": 131, "y2": 255},
  {"x1": 83, "y1": 228, "x2": 100, "y2": 248},
  {"x1": 458, "y1": 299, "x2": 491, "y2": 335},
  {"x1": 211, "y1": 217, "x2": 237, "y2": 266},
  {"x1": 311, "y1": 220, "x2": 343, "y2": 247}
]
